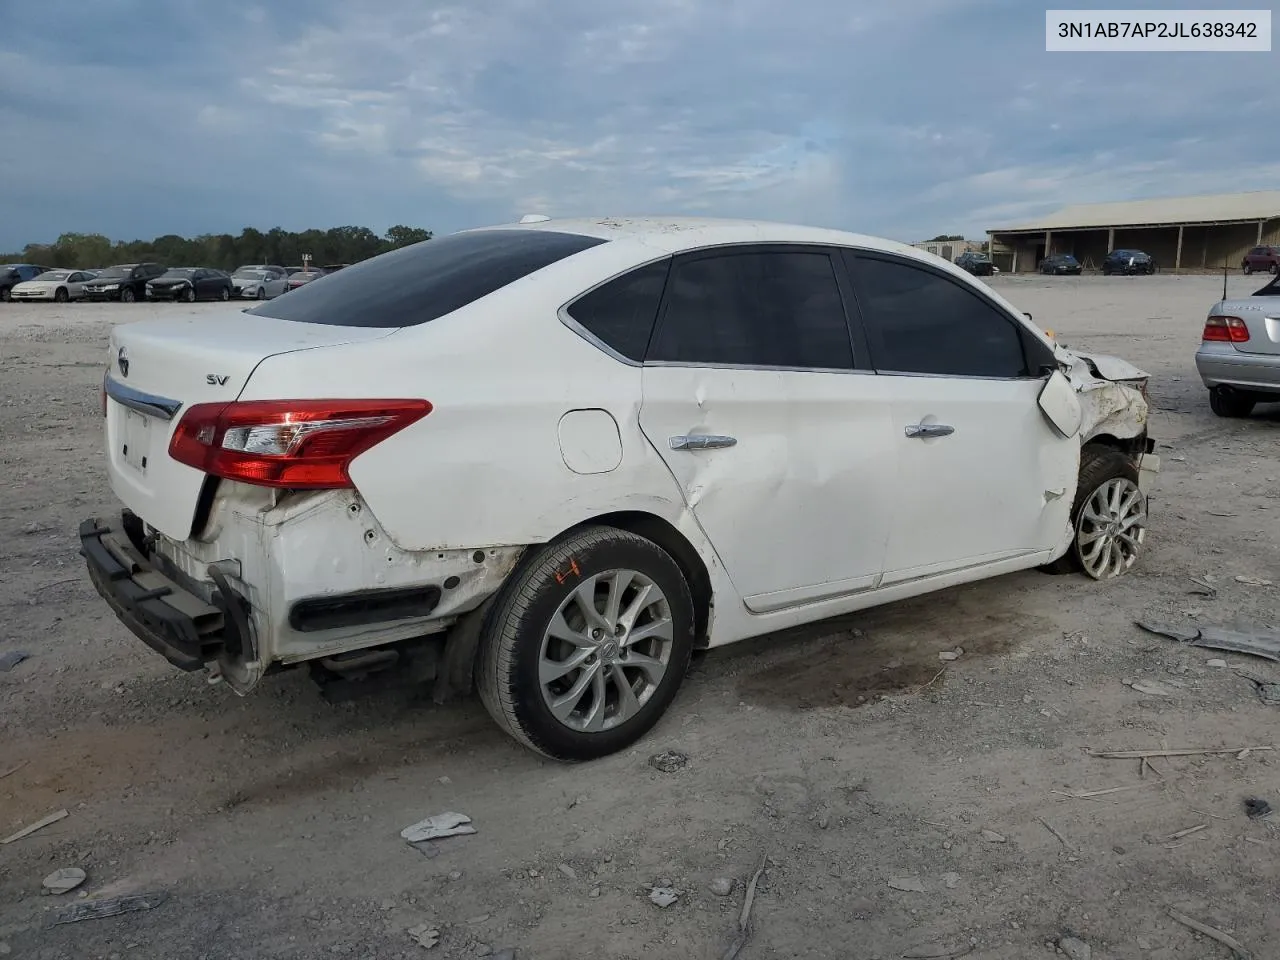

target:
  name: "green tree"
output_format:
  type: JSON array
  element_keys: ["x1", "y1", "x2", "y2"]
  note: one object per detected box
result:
[{"x1": 386, "y1": 225, "x2": 432, "y2": 248}]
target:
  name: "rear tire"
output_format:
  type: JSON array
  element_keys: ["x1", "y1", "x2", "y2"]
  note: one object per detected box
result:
[
  {"x1": 121, "y1": 288, "x2": 136, "y2": 303},
  {"x1": 1209, "y1": 386, "x2": 1256, "y2": 419},
  {"x1": 1042, "y1": 445, "x2": 1146, "y2": 579},
  {"x1": 1244, "y1": 263, "x2": 1253, "y2": 275},
  {"x1": 219, "y1": 286, "x2": 230, "y2": 301},
  {"x1": 1271, "y1": 263, "x2": 1278, "y2": 275},
  {"x1": 477, "y1": 526, "x2": 695, "y2": 762}
]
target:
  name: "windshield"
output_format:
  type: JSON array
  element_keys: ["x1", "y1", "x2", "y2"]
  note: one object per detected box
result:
[
  {"x1": 96, "y1": 265, "x2": 133, "y2": 278},
  {"x1": 160, "y1": 268, "x2": 196, "y2": 279},
  {"x1": 35, "y1": 271, "x2": 72, "y2": 281},
  {"x1": 233, "y1": 268, "x2": 268, "y2": 278},
  {"x1": 970, "y1": 252, "x2": 990, "y2": 260}
]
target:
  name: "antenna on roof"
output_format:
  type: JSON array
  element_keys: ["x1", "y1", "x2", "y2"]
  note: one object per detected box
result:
[{"x1": 519, "y1": 214, "x2": 552, "y2": 224}]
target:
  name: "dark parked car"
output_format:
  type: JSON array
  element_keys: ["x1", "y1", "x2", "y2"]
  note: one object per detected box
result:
[
  {"x1": 954, "y1": 251, "x2": 995, "y2": 276},
  {"x1": 1, "y1": 264, "x2": 52, "y2": 301},
  {"x1": 1241, "y1": 245, "x2": 1280, "y2": 275},
  {"x1": 82, "y1": 263, "x2": 166, "y2": 302},
  {"x1": 1040, "y1": 254, "x2": 1083, "y2": 275},
  {"x1": 146, "y1": 267, "x2": 234, "y2": 302},
  {"x1": 1102, "y1": 249, "x2": 1155, "y2": 276}
]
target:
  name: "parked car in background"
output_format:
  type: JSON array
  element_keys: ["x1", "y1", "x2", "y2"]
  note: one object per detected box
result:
[
  {"x1": 1241, "y1": 245, "x2": 1280, "y2": 275},
  {"x1": 1102, "y1": 249, "x2": 1155, "y2": 275},
  {"x1": 1195, "y1": 271, "x2": 1280, "y2": 418},
  {"x1": 83, "y1": 216, "x2": 1158, "y2": 763},
  {"x1": 1, "y1": 264, "x2": 53, "y2": 301},
  {"x1": 82, "y1": 263, "x2": 166, "y2": 302},
  {"x1": 9, "y1": 269, "x2": 97, "y2": 302},
  {"x1": 1039, "y1": 254, "x2": 1083, "y2": 276},
  {"x1": 285, "y1": 266, "x2": 327, "y2": 291},
  {"x1": 321, "y1": 263, "x2": 351, "y2": 273},
  {"x1": 146, "y1": 268, "x2": 234, "y2": 302},
  {"x1": 231, "y1": 266, "x2": 288, "y2": 300},
  {"x1": 954, "y1": 250, "x2": 995, "y2": 276}
]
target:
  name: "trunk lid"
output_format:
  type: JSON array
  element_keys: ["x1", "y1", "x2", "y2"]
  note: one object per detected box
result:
[
  {"x1": 1213, "y1": 296, "x2": 1280, "y2": 357},
  {"x1": 105, "y1": 312, "x2": 396, "y2": 540}
]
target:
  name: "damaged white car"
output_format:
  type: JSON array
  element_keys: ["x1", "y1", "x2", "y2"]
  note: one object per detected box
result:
[{"x1": 82, "y1": 217, "x2": 1157, "y2": 761}]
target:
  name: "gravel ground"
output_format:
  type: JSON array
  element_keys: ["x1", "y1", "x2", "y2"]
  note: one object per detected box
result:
[{"x1": 2, "y1": 276, "x2": 1279, "y2": 960}]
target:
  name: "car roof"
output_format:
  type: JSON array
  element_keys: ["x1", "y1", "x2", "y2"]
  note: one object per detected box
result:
[{"x1": 464, "y1": 216, "x2": 941, "y2": 264}]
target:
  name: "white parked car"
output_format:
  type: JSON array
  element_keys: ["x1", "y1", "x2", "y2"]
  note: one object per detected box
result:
[
  {"x1": 82, "y1": 217, "x2": 1158, "y2": 761},
  {"x1": 231, "y1": 265, "x2": 289, "y2": 300},
  {"x1": 10, "y1": 269, "x2": 96, "y2": 302}
]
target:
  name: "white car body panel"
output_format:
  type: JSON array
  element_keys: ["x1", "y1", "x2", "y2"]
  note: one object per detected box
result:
[{"x1": 90, "y1": 216, "x2": 1155, "y2": 699}]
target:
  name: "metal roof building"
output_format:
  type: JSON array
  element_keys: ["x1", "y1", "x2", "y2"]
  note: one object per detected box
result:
[{"x1": 987, "y1": 190, "x2": 1280, "y2": 274}]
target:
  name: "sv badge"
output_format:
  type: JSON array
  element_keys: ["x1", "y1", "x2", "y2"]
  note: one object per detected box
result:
[{"x1": 206, "y1": 374, "x2": 230, "y2": 386}]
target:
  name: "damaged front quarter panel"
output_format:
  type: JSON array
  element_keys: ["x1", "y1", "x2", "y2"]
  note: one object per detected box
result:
[{"x1": 1056, "y1": 344, "x2": 1150, "y2": 443}]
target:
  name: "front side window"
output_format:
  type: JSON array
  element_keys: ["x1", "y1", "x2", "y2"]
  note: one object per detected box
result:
[
  {"x1": 849, "y1": 255, "x2": 1037, "y2": 379},
  {"x1": 565, "y1": 259, "x2": 670, "y2": 362},
  {"x1": 646, "y1": 250, "x2": 854, "y2": 370}
]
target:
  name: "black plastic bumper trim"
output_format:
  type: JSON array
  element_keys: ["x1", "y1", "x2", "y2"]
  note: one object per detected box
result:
[
  {"x1": 289, "y1": 585, "x2": 442, "y2": 633},
  {"x1": 79, "y1": 517, "x2": 236, "y2": 672}
]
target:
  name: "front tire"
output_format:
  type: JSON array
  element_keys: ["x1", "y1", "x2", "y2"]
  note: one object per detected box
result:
[
  {"x1": 1244, "y1": 263, "x2": 1253, "y2": 275},
  {"x1": 121, "y1": 288, "x2": 136, "y2": 303},
  {"x1": 219, "y1": 286, "x2": 230, "y2": 301},
  {"x1": 256, "y1": 286, "x2": 267, "y2": 300},
  {"x1": 1043, "y1": 446, "x2": 1147, "y2": 580},
  {"x1": 1270, "y1": 263, "x2": 1278, "y2": 275},
  {"x1": 477, "y1": 526, "x2": 695, "y2": 762},
  {"x1": 54, "y1": 287, "x2": 69, "y2": 303},
  {"x1": 1209, "y1": 385, "x2": 1256, "y2": 419},
  {"x1": 183, "y1": 287, "x2": 196, "y2": 303}
]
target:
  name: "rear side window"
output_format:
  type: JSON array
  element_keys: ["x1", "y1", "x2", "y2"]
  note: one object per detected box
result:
[
  {"x1": 646, "y1": 250, "x2": 854, "y2": 370},
  {"x1": 850, "y1": 255, "x2": 1040, "y2": 379},
  {"x1": 565, "y1": 259, "x2": 670, "y2": 362},
  {"x1": 249, "y1": 229, "x2": 607, "y2": 328}
]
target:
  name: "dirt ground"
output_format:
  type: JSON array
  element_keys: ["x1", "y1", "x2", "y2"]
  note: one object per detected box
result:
[{"x1": 2, "y1": 274, "x2": 1279, "y2": 960}]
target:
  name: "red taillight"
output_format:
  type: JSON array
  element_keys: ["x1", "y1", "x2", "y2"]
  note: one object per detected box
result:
[
  {"x1": 168, "y1": 398, "x2": 431, "y2": 489},
  {"x1": 1202, "y1": 315, "x2": 1249, "y2": 343}
]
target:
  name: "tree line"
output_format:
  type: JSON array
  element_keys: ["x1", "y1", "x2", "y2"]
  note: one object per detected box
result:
[{"x1": 2, "y1": 225, "x2": 434, "y2": 271}]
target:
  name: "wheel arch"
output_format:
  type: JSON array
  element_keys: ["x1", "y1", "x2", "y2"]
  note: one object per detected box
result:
[
  {"x1": 1081, "y1": 432, "x2": 1147, "y2": 459},
  {"x1": 566, "y1": 510, "x2": 713, "y2": 646}
]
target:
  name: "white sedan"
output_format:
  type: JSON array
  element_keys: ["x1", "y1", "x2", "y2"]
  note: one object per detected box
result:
[
  {"x1": 10, "y1": 269, "x2": 96, "y2": 302},
  {"x1": 230, "y1": 267, "x2": 288, "y2": 300},
  {"x1": 81, "y1": 217, "x2": 1158, "y2": 762}
]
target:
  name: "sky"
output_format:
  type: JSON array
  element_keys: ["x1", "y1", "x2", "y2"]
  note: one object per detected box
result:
[{"x1": 1, "y1": 0, "x2": 1277, "y2": 251}]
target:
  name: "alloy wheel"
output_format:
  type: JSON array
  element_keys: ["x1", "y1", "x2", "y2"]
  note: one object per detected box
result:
[{"x1": 1076, "y1": 477, "x2": 1146, "y2": 579}]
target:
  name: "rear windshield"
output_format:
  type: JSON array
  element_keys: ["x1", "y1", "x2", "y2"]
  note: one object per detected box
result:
[{"x1": 249, "y1": 229, "x2": 608, "y2": 328}]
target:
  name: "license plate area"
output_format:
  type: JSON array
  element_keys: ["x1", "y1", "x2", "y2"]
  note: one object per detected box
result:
[{"x1": 122, "y1": 409, "x2": 153, "y2": 474}]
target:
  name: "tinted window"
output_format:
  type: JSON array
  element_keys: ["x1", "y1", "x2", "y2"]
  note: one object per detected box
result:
[
  {"x1": 850, "y1": 256, "x2": 1030, "y2": 378},
  {"x1": 250, "y1": 229, "x2": 607, "y2": 328},
  {"x1": 647, "y1": 250, "x2": 854, "y2": 369},
  {"x1": 565, "y1": 259, "x2": 669, "y2": 361}
]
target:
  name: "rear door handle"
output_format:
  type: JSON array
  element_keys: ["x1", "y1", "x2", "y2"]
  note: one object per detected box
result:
[
  {"x1": 905, "y1": 423, "x2": 955, "y2": 439},
  {"x1": 670, "y1": 434, "x2": 737, "y2": 450}
]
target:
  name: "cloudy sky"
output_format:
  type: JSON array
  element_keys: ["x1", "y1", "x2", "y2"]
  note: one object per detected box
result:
[{"x1": 1, "y1": 0, "x2": 1276, "y2": 250}]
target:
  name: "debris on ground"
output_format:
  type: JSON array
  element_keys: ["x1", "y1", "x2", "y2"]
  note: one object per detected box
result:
[
  {"x1": 1234, "y1": 575, "x2": 1273, "y2": 587},
  {"x1": 1037, "y1": 818, "x2": 1073, "y2": 850},
  {"x1": 648, "y1": 750, "x2": 689, "y2": 773},
  {"x1": 1136, "y1": 621, "x2": 1280, "y2": 662},
  {"x1": 721, "y1": 852, "x2": 767, "y2": 960},
  {"x1": 1244, "y1": 797, "x2": 1272, "y2": 820},
  {"x1": 980, "y1": 830, "x2": 1007, "y2": 843},
  {"x1": 1088, "y1": 745, "x2": 1273, "y2": 760},
  {"x1": 52, "y1": 893, "x2": 168, "y2": 925},
  {"x1": 1188, "y1": 576, "x2": 1218, "y2": 597},
  {"x1": 407, "y1": 923, "x2": 440, "y2": 949},
  {"x1": 888, "y1": 877, "x2": 927, "y2": 892},
  {"x1": 1057, "y1": 935, "x2": 1092, "y2": 960},
  {"x1": 1162, "y1": 824, "x2": 1207, "y2": 843},
  {"x1": 902, "y1": 943, "x2": 974, "y2": 959},
  {"x1": 0, "y1": 761, "x2": 28, "y2": 780},
  {"x1": 1206, "y1": 658, "x2": 1228, "y2": 668},
  {"x1": 941, "y1": 872, "x2": 961, "y2": 889},
  {"x1": 709, "y1": 877, "x2": 734, "y2": 897},
  {"x1": 401, "y1": 812, "x2": 476, "y2": 844},
  {"x1": 0, "y1": 650, "x2": 29, "y2": 672},
  {"x1": 2, "y1": 809, "x2": 68, "y2": 844},
  {"x1": 938, "y1": 647, "x2": 963, "y2": 662},
  {"x1": 557, "y1": 863, "x2": 576, "y2": 880},
  {"x1": 1233, "y1": 670, "x2": 1280, "y2": 705},
  {"x1": 1124, "y1": 678, "x2": 1176, "y2": 697},
  {"x1": 1167, "y1": 908, "x2": 1252, "y2": 959},
  {"x1": 41, "y1": 867, "x2": 86, "y2": 894},
  {"x1": 648, "y1": 885, "x2": 679, "y2": 908}
]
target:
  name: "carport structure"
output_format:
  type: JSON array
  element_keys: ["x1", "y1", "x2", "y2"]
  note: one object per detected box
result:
[{"x1": 987, "y1": 190, "x2": 1280, "y2": 274}]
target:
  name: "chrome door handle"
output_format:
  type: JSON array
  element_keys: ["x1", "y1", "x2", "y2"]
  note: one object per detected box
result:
[
  {"x1": 905, "y1": 423, "x2": 955, "y2": 439},
  {"x1": 669, "y1": 434, "x2": 737, "y2": 450}
]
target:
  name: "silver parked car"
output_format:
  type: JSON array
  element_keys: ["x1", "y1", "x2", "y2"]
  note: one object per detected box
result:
[
  {"x1": 9, "y1": 269, "x2": 97, "y2": 302},
  {"x1": 230, "y1": 265, "x2": 288, "y2": 300},
  {"x1": 1196, "y1": 272, "x2": 1280, "y2": 417}
]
